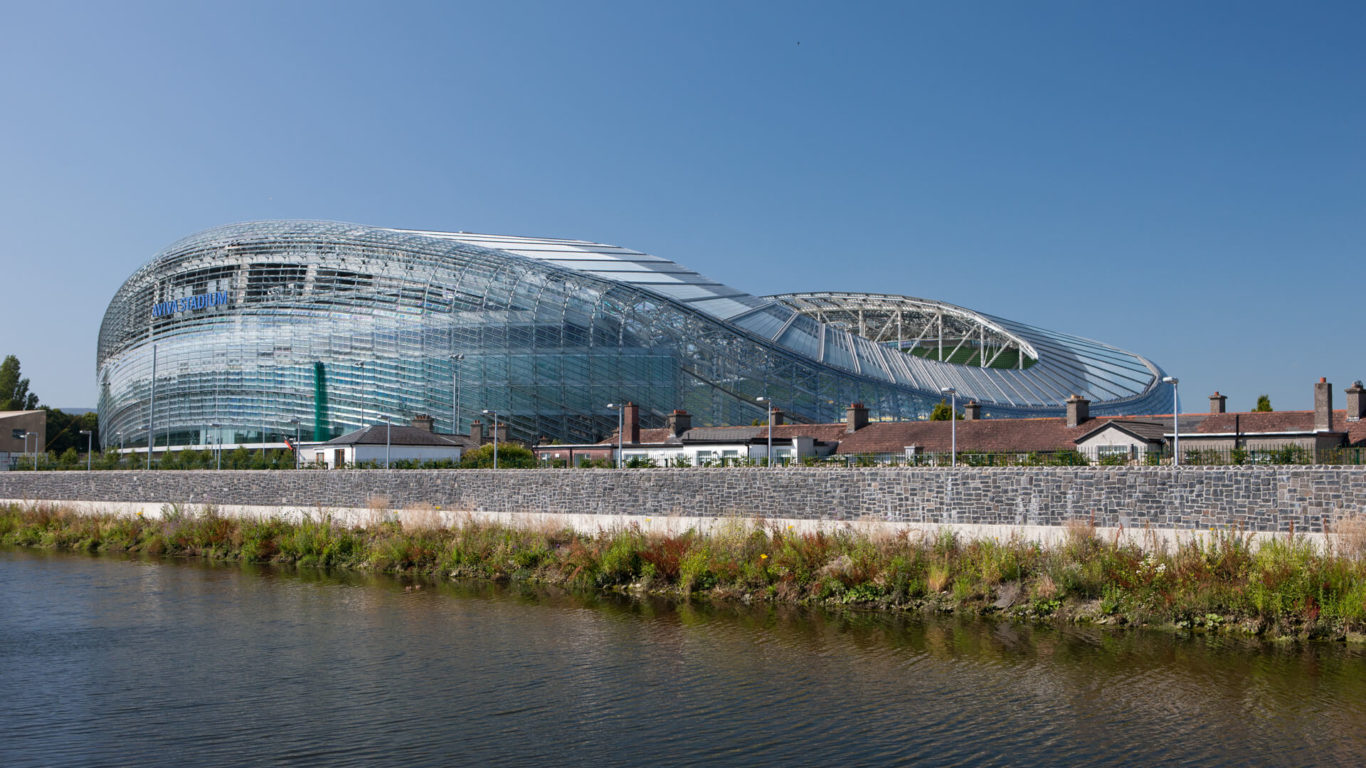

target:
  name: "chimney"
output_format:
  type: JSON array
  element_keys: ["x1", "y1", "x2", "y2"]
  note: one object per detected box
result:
[
  {"x1": 1209, "y1": 392, "x2": 1227, "y2": 414},
  {"x1": 623, "y1": 402, "x2": 640, "y2": 444},
  {"x1": 412, "y1": 414, "x2": 434, "y2": 432},
  {"x1": 1347, "y1": 380, "x2": 1364, "y2": 422},
  {"x1": 1065, "y1": 395, "x2": 1090, "y2": 428},
  {"x1": 962, "y1": 401, "x2": 982, "y2": 421},
  {"x1": 468, "y1": 419, "x2": 484, "y2": 446},
  {"x1": 1315, "y1": 378, "x2": 1334, "y2": 432},
  {"x1": 494, "y1": 421, "x2": 509, "y2": 444},
  {"x1": 769, "y1": 408, "x2": 785, "y2": 426},
  {"x1": 846, "y1": 402, "x2": 868, "y2": 433},
  {"x1": 666, "y1": 409, "x2": 692, "y2": 437}
]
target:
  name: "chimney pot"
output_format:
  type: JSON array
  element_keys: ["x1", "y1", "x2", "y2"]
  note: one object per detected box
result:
[
  {"x1": 1315, "y1": 379, "x2": 1334, "y2": 432},
  {"x1": 962, "y1": 401, "x2": 982, "y2": 421},
  {"x1": 1347, "y1": 381, "x2": 1364, "y2": 422},
  {"x1": 1065, "y1": 394, "x2": 1090, "y2": 428},
  {"x1": 623, "y1": 402, "x2": 640, "y2": 444},
  {"x1": 666, "y1": 409, "x2": 692, "y2": 437},
  {"x1": 845, "y1": 402, "x2": 869, "y2": 433}
]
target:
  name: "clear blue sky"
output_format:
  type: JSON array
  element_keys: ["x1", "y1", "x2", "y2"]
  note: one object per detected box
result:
[{"x1": 2, "y1": 1, "x2": 1361, "y2": 413}]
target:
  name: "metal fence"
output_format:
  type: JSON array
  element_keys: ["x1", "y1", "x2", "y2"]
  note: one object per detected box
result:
[{"x1": 5, "y1": 444, "x2": 1365, "y2": 470}]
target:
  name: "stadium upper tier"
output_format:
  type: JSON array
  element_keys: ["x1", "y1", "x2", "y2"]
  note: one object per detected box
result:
[{"x1": 97, "y1": 220, "x2": 1171, "y2": 448}]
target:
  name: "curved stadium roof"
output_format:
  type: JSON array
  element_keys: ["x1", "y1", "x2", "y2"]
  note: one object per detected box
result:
[
  {"x1": 402, "y1": 228, "x2": 1168, "y2": 410},
  {"x1": 97, "y1": 220, "x2": 1172, "y2": 448}
]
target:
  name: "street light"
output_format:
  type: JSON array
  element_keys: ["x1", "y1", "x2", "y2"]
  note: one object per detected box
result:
[
  {"x1": 356, "y1": 361, "x2": 366, "y2": 428},
  {"x1": 80, "y1": 430, "x2": 92, "y2": 471},
  {"x1": 940, "y1": 387, "x2": 957, "y2": 467},
  {"x1": 24, "y1": 431, "x2": 37, "y2": 470},
  {"x1": 24, "y1": 426, "x2": 37, "y2": 470},
  {"x1": 290, "y1": 417, "x2": 301, "y2": 470},
  {"x1": 1162, "y1": 376, "x2": 1180, "y2": 466},
  {"x1": 210, "y1": 423, "x2": 222, "y2": 470},
  {"x1": 482, "y1": 409, "x2": 499, "y2": 469},
  {"x1": 381, "y1": 415, "x2": 392, "y2": 469},
  {"x1": 148, "y1": 341, "x2": 157, "y2": 470},
  {"x1": 756, "y1": 396, "x2": 775, "y2": 467},
  {"x1": 606, "y1": 403, "x2": 623, "y2": 469},
  {"x1": 450, "y1": 353, "x2": 464, "y2": 436}
]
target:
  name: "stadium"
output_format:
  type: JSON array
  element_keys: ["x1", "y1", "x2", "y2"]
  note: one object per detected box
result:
[{"x1": 97, "y1": 220, "x2": 1172, "y2": 450}]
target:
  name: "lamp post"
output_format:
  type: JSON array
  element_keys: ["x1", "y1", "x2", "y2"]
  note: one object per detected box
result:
[
  {"x1": 210, "y1": 423, "x2": 222, "y2": 470},
  {"x1": 356, "y1": 361, "x2": 366, "y2": 429},
  {"x1": 756, "y1": 396, "x2": 775, "y2": 467},
  {"x1": 381, "y1": 415, "x2": 391, "y2": 469},
  {"x1": 290, "y1": 417, "x2": 301, "y2": 470},
  {"x1": 940, "y1": 386, "x2": 957, "y2": 467},
  {"x1": 1162, "y1": 376, "x2": 1180, "y2": 466},
  {"x1": 24, "y1": 431, "x2": 37, "y2": 470},
  {"x1": 148, "y1": 342, "x2": 157, "y2": 470},
  {"x1": 606, "y1": 403, "x2": 623, "y2": 469},
  {"x1": 80, "y1": 430, "x2": 92, "y2": 471},
  {"x1": 482, "y1": 409, "x2": 499, "y2": 469},
  {"x1": 450, "y1": 353, "x2": 464, "y2": 436}
]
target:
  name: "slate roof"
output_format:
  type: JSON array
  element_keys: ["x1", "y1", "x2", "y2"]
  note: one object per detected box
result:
[
  {"x1": 1191, "y1": 410, "x2": 1366, "y2": 446},
  {"x1": 587, "y1": 409, "x2": 1366, "y2": 455},
  {"x1": 323, "y1": 425, "x2": 474, "y2": 448},
  {"x1": 1074, "y1": 420, "x2": 1170, "y2": 444},
  {"x1": 596, "y1": 427, "x2": 683, "y2": 447},
  {"x1": 1196, "y1": 410, "x2": 1332, "y2": 434},
  {"x1": 599, "y1": 422, "x2": 849, "y2": 447},
  {"x1": 835, "y1": 413, "x2": 1208, "y2": 455}
]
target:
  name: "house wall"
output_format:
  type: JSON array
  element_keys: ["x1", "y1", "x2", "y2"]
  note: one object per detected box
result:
[
  {"x1": 304, "y1": 444, "x2": 463, "y2": 468},
  {"x1": 1075, "y1": 430, "x2": 1154, "y2": 462},
  {"x1": 0, "y1": 412, "x2": 47, "y2": 456}
]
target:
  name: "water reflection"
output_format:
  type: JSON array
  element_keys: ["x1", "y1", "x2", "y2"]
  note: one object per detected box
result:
[{"x1": 1, "y1": 549, "x2": 1363, "y2": 767}]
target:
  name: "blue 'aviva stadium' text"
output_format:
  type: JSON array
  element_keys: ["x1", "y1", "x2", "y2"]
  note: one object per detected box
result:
[{"x1": 152, "y1": 291, "x2": 231, "y2": 318}]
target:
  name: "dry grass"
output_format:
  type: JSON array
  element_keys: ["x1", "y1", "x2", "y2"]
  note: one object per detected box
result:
[
  {"x1": 1064, "y1": 516, "x2": 1097, "y2": 548},
  {"x1": 1330, "y1": 514, "x2": 1366, "y2": 560},
  {"x1": 927, "y1": 564, "x2": 951, "y2": 593},
  {"x1": 1033, "y1": 572, "x2": 1058, "y2": 600},
  {"x1": 400, "y1": 502, "x2": 445, "y2": 533}
]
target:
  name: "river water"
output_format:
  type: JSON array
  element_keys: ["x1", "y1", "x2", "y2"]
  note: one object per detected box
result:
[{"x1": 2, "y1": 550, "x2": 1364, "y2": 767}]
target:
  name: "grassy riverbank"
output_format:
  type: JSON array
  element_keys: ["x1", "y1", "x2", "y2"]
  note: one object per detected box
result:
[{"x1": 4, "y1": 502, "x2": 1366, "y2": 640}]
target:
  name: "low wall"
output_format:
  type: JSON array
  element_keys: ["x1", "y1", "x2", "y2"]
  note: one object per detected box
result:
[{"x1": 3, "y1": 466, "x2": 1365, "y2": 536}]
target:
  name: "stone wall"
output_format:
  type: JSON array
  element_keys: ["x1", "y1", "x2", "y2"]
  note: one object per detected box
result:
[{"x1": 3, "y1": 466, "x2": 1366, "y2": 533}]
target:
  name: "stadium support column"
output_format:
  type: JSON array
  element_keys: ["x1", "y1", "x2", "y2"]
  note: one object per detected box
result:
[{"x1": 314, "y1": 361, "x2": 329, "y2": 441}]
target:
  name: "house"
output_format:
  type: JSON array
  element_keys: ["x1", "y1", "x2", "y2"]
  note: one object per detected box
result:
[
  {"x1": 534, "y1": 403, "x2": 845, "y2": 466},
  {"x1": 302, "y1": 414, "x2": 475, "y2": 468},
  {"x1": 535, "y1": 379, "x2": 1366, "y2": 468},
  {"x1": 1173, "y1": 379, "x2": 1366, "y2": 462},
  {"x1": 835, "y1": 396, "x2": 1191, "y2": 463},
  {"x1": 0, "y1": 410, "x2": 46, "y2": 470},
  {"x1": 1071, "y1": 420, "x2": 1171, "y2": 463}
]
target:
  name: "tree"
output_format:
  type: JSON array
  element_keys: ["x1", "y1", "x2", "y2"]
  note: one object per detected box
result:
[
  {"x1": 43, "y1": 408, "x2": 98, "y2": 455},
  {"x1": 929, "y1": 399, "x2": 960, "y2": 421},
  {"x1": 0, "y1": 355, "x2": 39, "y2": 411},
  {"x1": 460, "y1": 443, "x2": 537, "y2": 468},
  {"x1": 1254, "y1": 395, "x2": 1272, "y2": 412}
]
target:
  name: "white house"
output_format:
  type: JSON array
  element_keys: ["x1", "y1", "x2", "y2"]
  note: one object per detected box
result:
[{"x1": 302, "y1": 421, "x2": 473, "y2": 468}]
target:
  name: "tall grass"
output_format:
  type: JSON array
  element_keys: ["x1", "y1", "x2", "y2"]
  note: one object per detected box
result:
[{"x1": 3, "y1": 502, "x2": 1364, "y2": 639}]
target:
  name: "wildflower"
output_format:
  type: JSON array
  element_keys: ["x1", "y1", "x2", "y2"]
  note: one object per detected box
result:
[{"x1": 760, "y1": 553, "x2": 768, "y2": 560}]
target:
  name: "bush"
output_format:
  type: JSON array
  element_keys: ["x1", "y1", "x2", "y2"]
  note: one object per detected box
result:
[{"x1": 459, "y1": 443, "x2": 537, "y2": 468}]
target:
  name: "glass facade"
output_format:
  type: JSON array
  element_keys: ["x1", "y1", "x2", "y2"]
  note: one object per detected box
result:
[{"x1": 97, "y1": 221, "x2": 1173, "y2": 450}]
